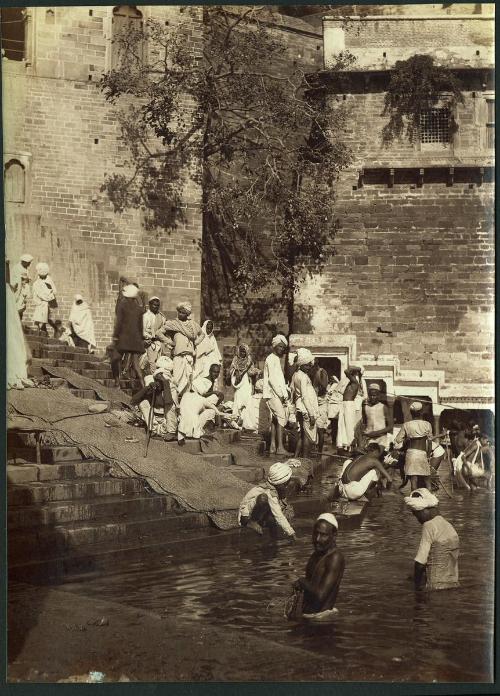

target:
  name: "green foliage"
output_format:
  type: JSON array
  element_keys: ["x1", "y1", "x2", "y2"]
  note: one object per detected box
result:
[
  {"x1": 382, "y1": 54, "x2": 464, "y2": 144},
  {"x1": 100, "y1": 6, "x2": 353, "y2": 332}
]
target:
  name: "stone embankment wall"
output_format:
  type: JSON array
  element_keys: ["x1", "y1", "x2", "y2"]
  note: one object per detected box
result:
[{"x1": 3, "y1": 5, "x2": 203, "y2": 348}]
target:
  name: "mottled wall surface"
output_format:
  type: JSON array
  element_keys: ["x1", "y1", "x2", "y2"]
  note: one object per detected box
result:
[
  {"x1": 3, "y1": 5, "x2": 203, "y2": 348},
  {"x1": 298, "y1": 9, "x2": 495, "y2": 386}
]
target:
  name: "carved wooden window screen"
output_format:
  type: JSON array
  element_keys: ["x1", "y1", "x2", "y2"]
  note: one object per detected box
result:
[{"x1": 419, "y1": 108, "x2": 450, "y2": 144}]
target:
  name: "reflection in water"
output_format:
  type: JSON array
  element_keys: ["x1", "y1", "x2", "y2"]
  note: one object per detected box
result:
[{"x1": 63, "y1": 487, "x2": 494, "y2": 682}]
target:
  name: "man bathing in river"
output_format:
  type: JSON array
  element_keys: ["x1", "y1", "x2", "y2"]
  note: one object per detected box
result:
[
  {"x1": 405, "y1": 488, "x2": 459, "y2": 591},
  {"x1": 238, "y1": 462, "x2": 296, "y2": 540},
  {"x1": 327, "y1": 443, "x2": 393, "y2": 502},
  {"x1": 293, "y1": 513, "x2": 345, "y2": 622}
]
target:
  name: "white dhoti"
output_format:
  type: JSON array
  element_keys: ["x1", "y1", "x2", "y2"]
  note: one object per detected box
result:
[
  {"x1": 232, "y1": 372, "x2": 252, "y2": 419},
  {"x1": 173, "y1": 354, "x2": 194, "y2": 398},
  {"x1": 338, "y1": 461, "x2": 379, "y2": 501},
  {"x1": 139, "y1": 401, "x2": 177, "y2": 436},
  {"x1": 337, "y1": 401, "x2": 361, "y2": 449},
  {"x1": 265, "y1": 394, "x2": 288, "y2": 427},
  {"x1": 177, "y1": 391, "x2": 217, "y2": 441},
  {"x1": 302, "y1": 607, "x2": 339, "y2": 623}
]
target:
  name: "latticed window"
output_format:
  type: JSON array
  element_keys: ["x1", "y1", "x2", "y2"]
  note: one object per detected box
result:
[
  {"x1": 419, "y1": 108, "x2": 450, "y2": 144},
  {"x1": 486, "y1": 99, "x2": 494, "y2": 150},
  {"x1": 1, "y1": 7, "x2": 26, "y2": 62},
  {"x1": 111, "y1": 5, "x2": 144, "y2": 69}
]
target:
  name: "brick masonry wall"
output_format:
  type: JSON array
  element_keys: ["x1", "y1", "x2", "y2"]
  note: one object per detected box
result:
[
  {"x1": 294, "y1": 83, "x2": 494, "y2": 385},
  {"x1": 3, "y1": 5, "x2": 203, "y2": 350}
]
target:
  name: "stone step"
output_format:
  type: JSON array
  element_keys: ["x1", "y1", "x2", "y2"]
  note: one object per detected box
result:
[
  {"x1": 8, "y1": 510, "x2": 210, "y2": 567},
  {"x1": 8, "y1": 493, "x2": 183, "y2": 530},
  {"x1": 9, "y1": 445, "x2": 84, "y2": 465},
  {"x1": 69, "y1": 389, "x2": 99, "y2": 400},
  {"x1": 8, "y1": 500, "x2": 368, "y2": 584},
  {"x1": 8, "y1": 476, "x2": 145, "y2": 506},
  {"x1": 8, "y1": 461, "x2": 110, "y2": 484},
  {"x1": 222, "y1": 465, "x2": 264, "y2": 484},
  {"x1": 7, "y1": 464, "x2": 40, "y2": 485}
]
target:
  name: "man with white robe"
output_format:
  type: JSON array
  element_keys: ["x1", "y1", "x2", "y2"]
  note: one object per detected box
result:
[
  {"x1": 69, "y1": 294, "x2": 96, "y2": 352},
  {"x1": 193, "y1": 320, "x2": 222, "y2": 380},
  {"x1": 292, "y1": 348, "x2": 319, "y2": 458},
  {"x1": 263, "y1": 334, "x2": 289, "y2": 455},
  {"x1": 177, "y1": 391, "x2": 224, "y2": 443},
  {"x1": 10, "y1": 254, "x2": 33, "y2": 319}
]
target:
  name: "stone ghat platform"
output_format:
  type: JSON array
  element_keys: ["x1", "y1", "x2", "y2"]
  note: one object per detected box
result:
[{"x1": 8, "y1": 427, "x2": 361, "y2": 584}]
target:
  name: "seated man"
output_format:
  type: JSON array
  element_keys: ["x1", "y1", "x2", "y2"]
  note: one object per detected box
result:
[
  {"x1": 192, "y1": 363, "x2": 222, "y2": 398},
  {"x1": 405, "y1": 488, "x2": 459, "y2": 591},
  {"x1": 238, "y1": 462, "x2": 296, "y2": 539},
  {"x1": 241, "y1": 377, "x2": 267, "y2": 432},
  {"x1": 328, "y1": 443, "x2": 393, "y2": 502},
  {"x1": 130, "y1": 357, "x2": 178, "y2": 440},
  {"x1": 177, "y1": 391, "x2": 225, "y2": 443},
  {"x1": 291, "y1": 513, "x2": 345, "y2": 623}
]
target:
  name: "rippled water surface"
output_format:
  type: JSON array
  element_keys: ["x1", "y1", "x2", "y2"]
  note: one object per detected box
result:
[{"x1": 63, "y1": 477, "x2": 495, "y2": 682}]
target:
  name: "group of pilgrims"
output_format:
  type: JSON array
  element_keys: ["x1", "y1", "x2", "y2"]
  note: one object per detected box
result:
[{"x1": 7, "y1": 257, "x2": 494, "y2": 621}]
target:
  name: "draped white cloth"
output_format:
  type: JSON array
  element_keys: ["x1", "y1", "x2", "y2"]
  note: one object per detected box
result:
[
  {"x1": 194, "y1": 320, "x2": 222, "y2": 379},
  {"x1": 7, "y1": 284, "x2": 29, "y2": 388},
  {"x1": 32, "y1": 275, "x2": 57, "y2": 323},
  {"x1": 69, "y1": 298, "x2": 96, "y2": 348}
]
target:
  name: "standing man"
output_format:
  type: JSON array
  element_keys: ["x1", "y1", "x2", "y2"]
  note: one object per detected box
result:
[
  {"x1": 394, "y1": 402, "x2": 432, "y2": 491},
  {"x1": 163, "y1": 301, "x2": 204, "y2": 399},
  {"x1": 143, "y1": 296, "x2": 171, "y2": 373},
  {"x1": 361, "y1": 383, "x2": 394, "y2": 451},
  {"x1": 292, "y1": 348, "x2": 319, "y2": 458},
  {"x1": 291, "y1": 513, "x2": 345, "y2": 622},
  {"x1": 10, "y1": 254, "x2": 33, "y2": 320},
  {"x1": 32, "y1": 262, "x2": 59, "y2": 337},
  {"x1": 263, "y1": 334, "x2": 289, "y2": 456},
  {"x1": 405, "y1": 488, "x2": 459, "y2": 591},
  {"x1": 113, "y1": 284, "x2": 145, "y2": 388},
  {"x1": 337, "y1": 365, "x2": 364, "y2": 453}
]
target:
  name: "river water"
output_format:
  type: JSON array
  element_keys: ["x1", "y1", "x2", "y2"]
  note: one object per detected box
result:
[{"x1": 62, "y1": 478, "x2": 494, "y2": 682}]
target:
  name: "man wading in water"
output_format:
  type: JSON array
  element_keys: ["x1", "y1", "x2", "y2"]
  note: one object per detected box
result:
[{"x1": 291, "y1": 513, "x2": 345, "y2": 622}]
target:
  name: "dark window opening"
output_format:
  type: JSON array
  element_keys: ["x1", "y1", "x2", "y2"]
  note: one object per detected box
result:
[
  {"x1": 393, "y1": 395, "x2": 433, "y2": 427},
  {"x1": 315, "y1": 357, "x2": 341, "y2": 381},
  {"x1": 1, "y1": 7, "x2": 26, "y2": 61},
  {"x1": 420, "y1": 108, "x2": 451, "y2": 144},
  {"x1": 486, "y1": 99, "x2": 494, "y2": 149}
]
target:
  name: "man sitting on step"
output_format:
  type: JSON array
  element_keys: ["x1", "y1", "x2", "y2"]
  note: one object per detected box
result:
[
  {"x1": 238, "y1": 462, "x2": 296, "y2": 539},
  {"x1": 130, "y1": 357, "x2": 178, "y2": 440},
  {"x1": 327, "y1": 443, "x2": 393, "y2": 502}
]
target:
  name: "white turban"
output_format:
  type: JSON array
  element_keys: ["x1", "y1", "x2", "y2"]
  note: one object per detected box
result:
[
  {"x1": 316, "y1": 513, "x2": 339, "y2": 530},
  {"x1": 410, "y1": 401, "x2": 423, "y2": 412},
  {"x1": 267, "y1": 462, "x2": 292, "y2": 486},
  {"x1": 288, "y1": 352, "x2": 298, "y2": 366},
  {"x1": 177, "y1": 300, "x2": 192, "y2": 315},
  {"x1": 368, "y1": 383, "x2": 381, "y2": 391},
  {"x1": 149, "y1": 295, "x2": 160, "y2": 303},
  {"x1": 20, "y1": 254, "x2": 33, "y2": 263},
  {"x1": 272, "y1": 334, "x2": 288, "y2": 348},
  {"x1": 36, "y1": 262, "x2": 49, "y2": 276},
  {"x1": 296, "y1": 348, "x2": 314, "y2": 367},
  {"x1": 404, "y1": 488, "x2": 439, "y2": 511},
  {"x1": 122, "y1": 284, "x2": 139, "y2": 299}
]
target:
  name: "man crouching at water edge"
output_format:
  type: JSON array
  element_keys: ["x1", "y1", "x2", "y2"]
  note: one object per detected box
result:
[
  {"x1": 292, "y1": 514, "x2": 345, "y2": 622},
  {"x1": 405, "y1": 488, "x2": 459, "y2": 591},
  {"x1": 238, "y1": 462, "x2": 296, "y2": 540},
  {"x1": 327, "y1": 443, "x2": 393, "y2": 502}
]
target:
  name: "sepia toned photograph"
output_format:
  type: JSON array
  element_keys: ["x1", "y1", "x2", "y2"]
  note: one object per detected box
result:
[{"x1": 3, "y1": 2, "x2": 495, "y2": 685}]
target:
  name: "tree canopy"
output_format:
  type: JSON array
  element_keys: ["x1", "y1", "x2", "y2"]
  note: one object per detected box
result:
[{"x1": 100, "y1": 6, "x2": 353, "y2": 334}]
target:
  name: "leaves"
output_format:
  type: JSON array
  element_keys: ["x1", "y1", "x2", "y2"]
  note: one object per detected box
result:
[
  {"x1": 100, "y1": 6, "x2": 353, "y2": 331},
  {"x1": 382, "y1": 54, "x2": 464, "y2": 144}
]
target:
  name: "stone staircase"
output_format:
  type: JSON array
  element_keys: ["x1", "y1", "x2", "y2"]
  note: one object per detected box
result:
[
  {"x1": 10, "y1": 330, "x2": 344, "y2": 584},
  {"x1": 25, "y1": 329, "x2": 141, "y2": 396}
]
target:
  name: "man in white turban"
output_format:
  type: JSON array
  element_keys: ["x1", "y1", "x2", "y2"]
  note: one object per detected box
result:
[
  {"x1": 405, "y1": 488, "x2": 459, "y2": 591},
  {"x1": 10, "y1": 254, "x2": 33, "y2": 320},
  {"x1": 263, "y1": 334, "x2": 289, "y2": 455},
  {"x1": 288, "y1": 512, "x2": 345, "y2": 623},
  {"x1": 32, "y1": 262, "x2": 59, "y2": 336},
  {"x1": 163, "y1": 300, "x2": 204, "y2": 399},
  {"x1": 394, "y1": 401, "x2": 433, "y2": 491},
  {"x1": 290, "y1": 348, "x2": 319, "y2": 458},
  {"x1": 238, "y1": 462, "x2": 296, "y2": 539}
]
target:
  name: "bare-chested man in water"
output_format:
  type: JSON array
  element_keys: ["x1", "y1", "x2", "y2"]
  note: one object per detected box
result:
[
  {"x1": 293, "y1": 513, "x2": 345, "y2": 621},
  {"x1": 327, "y1": 442, "x2": 393, "y2": 502}
]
